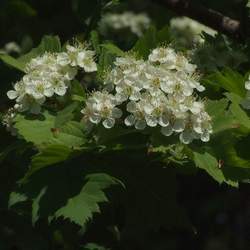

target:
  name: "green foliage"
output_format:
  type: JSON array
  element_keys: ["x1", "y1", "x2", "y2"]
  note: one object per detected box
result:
[
  {"x1": 10, "y1": 166, "x2": 123, "y2": 227},
  {"x1": 1, "y1": 2, "x2": 250, "y2": 249},
  {"x1": 206, "y1": 98, "x2": 236, "y2": 134},
  {"x1": 27, "y1": 144, "x2": 72, "y2": 179},
  {"x1": 0, "y1": 36, "x2": 61, "y2": 72},
  {"x1": 193, "y1": 151, "x2": 238, "y2": 187},
  {"x1": 133, "y1": 25, "x2": 172, "y2": 58},
  {"x1": 226, "y1": 92, "x2": 250, "y2": 130},
  {"x1": 18, "y1": 35, "x2": 61, "y2": 64},
  {"x1": 55, "y1": 103, "x2": 79, "y2": 128},
  {"x1": 82, "y1": 243, "x2": 110, "y2": 250},
  {"x1": 204, "y1": 68, "x2": 246, "y2": 96},
  {"x1": 8, "y1": 191, "x2": 28, "y2": 208},
  {"x1": 53, "y1": 173, "x2": 123, "y2": 226},
  {"x1": 0, "y1": 53, "x2": 26, "y2": 72},
  {"x1": 14, "y1": 111, "x2": 56, "y2": 146},
  {"x1": 14, "y1": 110, "x2": 87, "y2": 148},
  {"x1": 101, "y1": 43, "x2": 125, "y2": 57},
  {"x1": 193, "y1": 34, "x2": 248, "y2": 73}
]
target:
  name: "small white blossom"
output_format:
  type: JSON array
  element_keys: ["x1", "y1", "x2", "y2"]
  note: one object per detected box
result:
[
  {"x1": 99, "y1": 12, "x2": 151, "y2": 37},
  {"x1": 7, "y1": 43, "x2": 97, "y2": 114},
  {"x1": 82, "y1": 46, "x2": 212, "y2": 144},
  {"x1": 81, "y1": 91, "x2": 122, "y2": 129},
  {"x1": 65, "y1": 44, "x2": 97, "y2": 72},
  {"x1": 149, "y1": 47, "x2": 177, "y2": 66},
  {"x1": 150, "y1": 47, "x2": 197, "y2": 75}
]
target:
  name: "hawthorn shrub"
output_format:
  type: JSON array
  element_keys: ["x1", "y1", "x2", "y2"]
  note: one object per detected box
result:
[{"x1": 1, "y1": 0, "x2": 250, "y2": 249}]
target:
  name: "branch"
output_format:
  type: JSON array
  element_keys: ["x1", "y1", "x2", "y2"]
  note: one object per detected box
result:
[{"x1": 157, "y1": 0, "x2": 245, "y2": 40}]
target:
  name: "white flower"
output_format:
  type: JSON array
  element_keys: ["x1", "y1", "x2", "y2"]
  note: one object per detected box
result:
[
  {"x1": 25, "y1": 80, "x2": 54, "y2": 99},
  {"x1": 149, "y1": 47, "x2": 177, "y2": 66},
  {"x1": 179, "y1": 130, "x2": 196, "y2": 144},
  {"x1": 7, "y1": 81, "x2": 25, "y2": 100},
  {"x1": 66, "y1": 44, "x2": 97, "y2": 72},
  {"x1": 7, "y1": 43, "x2": 97, "y2": 114},
  {"x1": 144, "y1": 65, "x2": 169, "y2": 96},
  {"x1": 81, "y1": 91, "x2": 122, "y2": 129},
  {"x1": 245, "y1": 80, "x2": 250, "y2": 90},
  {"x1": 149, "y1": 47, "x2": 197, "y2": 76},
  {"x1": 57, "y1": 52, "x2": 71, "y2": 66},
  {"x1": 77, "y1": 50, "x2": 97, "y2": 72},
  {"x1": 99, "y1": 12, "x2": 151, "y2": 37},
  {"x1": 83, "y1": 47, "x2": 212, "y2": 144},
  {"x1": 125, "y1": 100, "x2": 147, "y2": 129}
]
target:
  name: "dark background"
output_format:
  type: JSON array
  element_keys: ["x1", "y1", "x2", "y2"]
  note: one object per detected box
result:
[{"x1": 0, "y1": 0, "x2": 250, "y2": 249}]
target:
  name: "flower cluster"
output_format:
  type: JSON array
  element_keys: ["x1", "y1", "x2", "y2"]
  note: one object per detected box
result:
[
  {"x1": 82, "y1": 47, "x2": 213, "y2": 144},
  {"x1": 99, "y1": 12, "x2": 151, "y2": 37},
  {"x1": 170, "y1": 17, "x2": 217, "y2": 45},
  {"x1": 241, "y1": 75, "x2": 250, "y2": 109},
  {"x1": 7, "y1": 43, "x2": 97, "y2": 114}
]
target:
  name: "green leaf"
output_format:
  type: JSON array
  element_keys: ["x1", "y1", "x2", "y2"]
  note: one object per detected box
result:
[
  {"x1": 193, "y1": 151, "x2": 238, "y2": 187},
  {"x1": 1, "y1": 36, "x2": 61, "y2": 71},
  {"x1": 51, "y1": 121, "x2": 87, "y2": 148},
  {"x1": 204, "y1": 68, "x2": 246, "y2": 97},
  {"x1": 97, "y1": 46, "x2": 116, "y2": 79},
  {"x1": 8, "y1": 192, "x2": 28, "y2": 208},
  {"x1": 55, "y1": 103, "x2": 79, "y2": 128},
  {"x1": 133, "y1": 26, "x2": 157, "y2": 59},
  {"x1": 82, "y1": 243, "x2": 109, "y2": 250},
  {"x1": 32, "y1": 187, "x2": 47, "y2": 225},
  {"x1": 19, "y1": 121, "x2": 87, "y2": 182},
  {"x1": 192, "y1": 34, "x2": 247, "y2": 73},
  {"x1": 209, "y1": 132, "x2": 250, "y2": 169},
  {"x1": 101, "y1": 43, "x2": 125, "y2": 57},
  {"x1": 133, "y1": 25, "x2": 171, "y2": 59},
  {"x1": 12, "y1": 158, "x2": 123, "y2": 227},
  {"x1": 156, "y1": 25, "x2": 171, "y2": 45},
  {"x1": 206, "y1": 98, "x2": 237, "y2": 133},
  {"x1": 90, "y1": 30, "x2": 101, "y2": 54},
  {"x1": 14, "y1": 111, "x2": 55, "y2": 146},
  {"x1": 20, "y1": 144, "x2": 72, "y2": 183},
  {"x1": 18, "y1": 35, "x2": 61, "y2": 65},
  {"x1": 226, "y1": 92, "x2": 250, "y2": 130},
  {"x1": 0, "y1": 53, "x2": 26, "y2": 72},
  {"x1": 223, "y1": 142, "x2": 250, "y2": 168},
  {"x1": 72, "y1": 94, "x2": 85, "y2": 102},
  {"x1": 31, "y1": 144, "x2": 72, "y2": 169},
  {"x1": 70, "y1": 80, "x2": 86, "y2": 102},
  {"x1": 52, "y1": 173, "x2": 122, "y2": 226},
  {"x1": 14, "y1": 111, "x2": 55, "y2": 145},
  {"x1": 14, "y1": 110, "x2": 86, "y2": 148}
]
